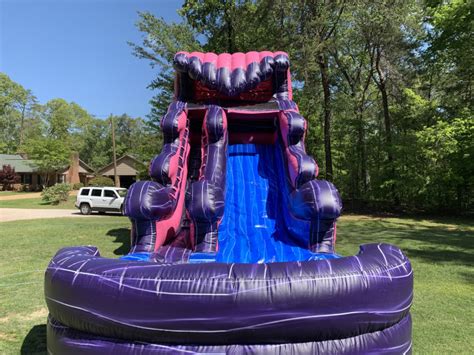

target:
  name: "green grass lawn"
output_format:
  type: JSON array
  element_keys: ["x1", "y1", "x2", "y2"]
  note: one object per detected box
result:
[
  {"x1": 0, "y1": 197, "x2": 76, "y2": 209},
  {"x1": 0, "y1": 215, "x2": 472, "y2": 354}
]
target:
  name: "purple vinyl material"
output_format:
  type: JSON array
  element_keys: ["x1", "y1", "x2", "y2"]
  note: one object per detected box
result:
[
  {"x1": 187, "y1": 105, "x2": 228, "y2": 252},
  {"x1": 44, "y1": 243, "x2": 412, "y2": 344},
  {"x1": 173, "y1": 51, "x2": 291, "y2": 101},
  {"x1": 45, "y1": 51, "x2": 413, "y2": 353},
  {"x1": 47, "y1": 313, "x2": 412, "y2": 354},
  {"x1": 278, "y1": 107, "x2": 341, "y2": 253},
  {"x1": 124, "y1": 102, "x2": 189, "y2": 252}
]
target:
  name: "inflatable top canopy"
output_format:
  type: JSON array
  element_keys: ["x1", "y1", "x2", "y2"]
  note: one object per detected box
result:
[{"x1": 173, "y1": 51, "x2": 292, "y2": 103}]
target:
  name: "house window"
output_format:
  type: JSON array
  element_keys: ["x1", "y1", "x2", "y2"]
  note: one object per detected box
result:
[{"x1": 22, "y1": 174, "x2": 32, "y2": 184}]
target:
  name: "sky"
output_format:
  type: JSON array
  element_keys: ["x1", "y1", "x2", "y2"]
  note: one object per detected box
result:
[{"x1": 0, "y1": 0, "x2": 183, "y2": 119}]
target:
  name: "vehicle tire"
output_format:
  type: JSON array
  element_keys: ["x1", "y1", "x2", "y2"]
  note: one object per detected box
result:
[{"x1": 80, "y1": 203, "x2": 92, "y2": 215}]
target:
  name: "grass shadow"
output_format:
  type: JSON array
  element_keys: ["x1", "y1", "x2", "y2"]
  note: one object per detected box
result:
[
  {"x1": 21, "y1": 324, "x2": 46, "y2": 355},
  {"x1": 106, "y1": 228, "x2": 131, "y2": 255},
  {"x1": 459, "y1": 270, "x2": 474, "y2": 284},
  {"x1": 337, "y1": 217, "x2": 474, "y2": 267}
]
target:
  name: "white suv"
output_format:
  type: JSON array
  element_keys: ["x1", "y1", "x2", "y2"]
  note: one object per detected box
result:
[{"x1": 75, "y1": 187, "x2": 127, "y2": 215}]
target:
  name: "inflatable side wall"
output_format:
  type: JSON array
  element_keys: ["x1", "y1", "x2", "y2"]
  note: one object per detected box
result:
[
  {"x1": 188, "y1": 105, "x2": 228, "y2": 252},
  {"x1": 45, "y1": 243, "x2": 412, "y2": 345},
  {"x1": 125, "y1": 102, "x2": 189, "y2": 252},
  {"x1": 278, "y1": 108, "x2": 341, "y2": 253}
]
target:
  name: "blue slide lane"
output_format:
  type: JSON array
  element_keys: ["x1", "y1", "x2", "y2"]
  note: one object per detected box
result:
[{"x1": 216, "y1": 143, "x2": 339, "y2": 263}]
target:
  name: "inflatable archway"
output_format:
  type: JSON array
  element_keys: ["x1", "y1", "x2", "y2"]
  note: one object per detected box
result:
[{"x1": 45, "y1": 51, "x2": 413, "y2": 354}]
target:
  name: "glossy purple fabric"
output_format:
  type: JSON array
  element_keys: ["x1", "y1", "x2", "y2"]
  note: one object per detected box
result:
[
  {"x1": 148, "y1": 101, "x2": 187, "y2": 185},
  {"x1": 173, "y1": 51, "x2": 291, "y2": 100},
  {"x1": 279, "y1": 110, "x2": 319, "y2": 187},
  {"x1": 45, "y1": 243, "x2": 412, "y2": 344},
  {"x1": 187, "y1": 105, "x2": 228, "y2": 252},
  {"x1": 124, "y1": 102, "x2": 189, "y2": 253},
  {"x1": 277, "y1": 105, "x2": 341, "y2": 253},
  {"x1": 47, "y1": 313, "x2": 412, "y2": 354}
]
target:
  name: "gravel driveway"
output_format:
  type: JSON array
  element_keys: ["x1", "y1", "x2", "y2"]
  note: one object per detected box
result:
[
  {"x1": 0, "y1": 208, "x2": 100, "y2": 222},
  {"x1": 0, "y1": 191, "x2": 77, "y2": 201},
  {"x1": 0, "y1": 193, "x2": 42, "y2": 201}
]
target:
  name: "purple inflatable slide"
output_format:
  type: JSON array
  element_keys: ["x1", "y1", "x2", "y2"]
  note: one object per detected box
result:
[{"x1": 45, "y1": 51, "x2": 413, "y2": 354}]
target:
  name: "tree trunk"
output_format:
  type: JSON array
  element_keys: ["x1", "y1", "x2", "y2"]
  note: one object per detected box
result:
[
  {"x1": 356, "y1": 107, "x2": 367, "y2": 195},
  {"x1": 379, "y1": 82, "x2": 393, "y2": 159},
  {"x1": 18, "y1": 104, "x2": 26, "y2": 148},
  {"x1": 224, "y1": 1, "x2": 235, "y2": 53},
  {"x1": 373, "y1": 47, "x2": 398, "y2": 205},
  {"x1": 110, "y1": 116, "x2": 120, "y2": 188},
  {"x1": 318, "y1": 54, "x2": 333, "y2": 180},
  {"x1": 380, "y1": 84, "x2": 399, "y2": 205}
]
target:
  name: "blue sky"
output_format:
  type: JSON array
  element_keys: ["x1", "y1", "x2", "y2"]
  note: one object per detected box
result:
[{"x1": 0, "y1": 0, "x2": 183, "y2": 119}]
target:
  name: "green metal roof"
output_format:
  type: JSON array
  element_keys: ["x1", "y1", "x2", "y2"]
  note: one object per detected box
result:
[{"x1": 0, "y1": 154, "x2": 38, "y2": 173}]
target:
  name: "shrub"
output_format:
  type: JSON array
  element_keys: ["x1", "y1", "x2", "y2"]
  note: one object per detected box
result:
[
  {"x1": 89, "y1": 176, "x2": 114, "y2": 187},
  {"x1": 0, "y1": 165, "x2": 20, "y2": 191},
  {"x1": 41, "y1": 183, "x2": 72, "y2": 205},
  {"x1": 72, "y1": 182, "x2": 84, "y2": 190}
]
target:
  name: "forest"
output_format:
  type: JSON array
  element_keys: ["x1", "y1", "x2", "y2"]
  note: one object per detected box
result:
[{"x1": 1, "y1": 0, "x2": 472, "y2": 213}]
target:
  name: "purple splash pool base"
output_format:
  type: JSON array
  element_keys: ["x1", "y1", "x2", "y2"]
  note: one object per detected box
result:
[
  {"x1": 45, "y1": 51, "x2": 413, "y2": 354},
  {"x1": 47, "y1": 314, "x2": 412, "y2": 354}
]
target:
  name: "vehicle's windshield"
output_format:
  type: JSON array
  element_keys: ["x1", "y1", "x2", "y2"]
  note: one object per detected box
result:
[{"x1": 116, "y1": 190, "x2": 127, "y2": 197}]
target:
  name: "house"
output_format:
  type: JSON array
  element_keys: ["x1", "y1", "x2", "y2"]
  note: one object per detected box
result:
[
  {"x1": 57, "y1": 152, "x2": 95, "y2": 186},
  {"x1": 0, "y1": 153, "x2": 94, "y2": 190},
  {"x1": 0, "y1": 153, "x2": 144, "y2": 190},
  {"x1": 96, "y1": 154, "x2": 144, "y2": 188},
  {"x1": 0, "y1": 154, "x2": 40, "y2": 190}
]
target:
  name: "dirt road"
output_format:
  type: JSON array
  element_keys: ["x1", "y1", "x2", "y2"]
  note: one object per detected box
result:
[
  {"x1": 0, "y1": 191, "x2": 78, "y2": 201},
  {"x1": 0, "y1": 193, "x2": 42, "y2": 201},
  {"x1": 0, "y1": 208, "x2": 98, "y2": 222}
]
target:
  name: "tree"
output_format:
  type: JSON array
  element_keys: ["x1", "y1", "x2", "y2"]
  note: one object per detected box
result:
[
  {"x1": 76, "y1": 118, "x2": 109, "y2": 170},
  {"x1": 129, "y1": 13, "x2": 201, "y2": 123},
  {"x1": 25, "y1": 138, "x2": 70, "y2": 187},
  {"x1": 0, "y1": 165, "x2": 20, "y2": 191},
  {"x1": 416, "y1": 117, "x2": 473, "y2": 209},
  {"x1": 425, "y1": 0, "x2": 473, "y2": 113},
  {"x1": 331, "y1": 3, "x2": 377, "y2": 197},
  {"x1": 42, "y1": 98, "x2": 75, "y2": 140},
  {"x1": 0, "y1": 73, "x2": 38, "y2": 153},
  {"x1": 180, "y1": 0, "x2": 276, "y2": 52}
]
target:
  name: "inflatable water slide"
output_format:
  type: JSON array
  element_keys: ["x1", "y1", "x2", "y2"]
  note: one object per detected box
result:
[{"x1": 45, "y1": 52, "x2": 413, "y2": 354}]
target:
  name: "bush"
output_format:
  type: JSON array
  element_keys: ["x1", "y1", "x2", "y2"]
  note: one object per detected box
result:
[
  {"x1": 72, "y1": 182, "x2": 84, "y2": 190},
  {"x1": 0, "y1": 165, "x2": 20, "y2": 191},
  {"x1": 89, "y1": 176, "x2": 115, "y2": 187},
  {"x1": 41, "y1": 183, "x2": 72, "y2": 205}
]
